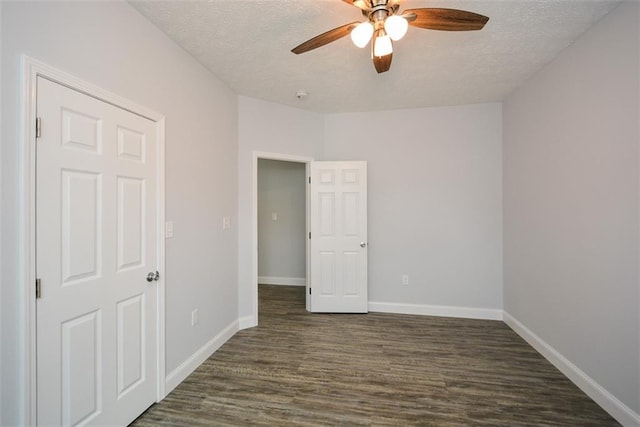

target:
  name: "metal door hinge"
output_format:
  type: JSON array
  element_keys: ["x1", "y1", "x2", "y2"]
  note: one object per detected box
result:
[
  {"x1": 36, "y1": 117, "x2": 42, "y2": 138},
  {"x1": 36, "y1": 278, "x2": 42, "y2": 299},
  {"x1": 308, "y1": 232, "x2": 311, "y2": 239},
  {"x1": 309, "y1": 288, "x2": 311, "y2": 295},
  {"x1": 308, "y1": 176, "x2": 311, "y2": 184}
]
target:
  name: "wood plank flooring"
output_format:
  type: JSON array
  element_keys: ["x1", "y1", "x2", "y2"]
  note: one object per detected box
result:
[{"x1": 132, "y1": 285, "x2": 619, "y2": 426}]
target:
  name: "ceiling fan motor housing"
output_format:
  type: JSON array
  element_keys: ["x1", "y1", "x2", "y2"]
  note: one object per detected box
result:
[{"x1": 364, "y1": 0, "x2": 398, "y2": 25}]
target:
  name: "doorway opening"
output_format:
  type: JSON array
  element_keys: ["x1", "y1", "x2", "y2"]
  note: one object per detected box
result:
[
  {"x1": 251, "y1": 152, "x2": 313, "y2": 325},
  {"x1": 258, "y1": 159, "x2": 307, "y2": 315},
  {"x1": 257, "y1": 159, "x2": 307, "y2": 286}
]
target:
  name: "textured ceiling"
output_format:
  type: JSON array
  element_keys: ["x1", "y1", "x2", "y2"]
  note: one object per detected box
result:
[{"x1": 130, "y1": 0, "x2": 619, "y2": 113}]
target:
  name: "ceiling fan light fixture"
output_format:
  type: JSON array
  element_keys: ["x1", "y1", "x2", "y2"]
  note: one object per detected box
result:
[
  {"x1": 351, "y1": 21, "x2": 374, "y2": 48},
  {"x1": 384, "y1": 15, "x2": 408, "y2": 41},
  {"x1": 291, "y1": 2, "x2": 490, "y2": 74},
  {"x1": 373, "y1": 32, "x2": 392, "y2": 57}
]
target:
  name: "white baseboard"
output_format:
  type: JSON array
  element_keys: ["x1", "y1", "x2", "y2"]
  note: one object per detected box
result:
[
  {"x1": 238, "y1": 315, "x2": 257, "y2": 330},
  {"x1": 368, "y1": 301, "x2": 503, "y2": 321},
  {"x1": 503, "y1": 312, "x2": 640, "y2": 426},
  {"x1": 258, "y1": 276, "x2": 306, "y2": 286},
  {"x1": 165, "y1": 319, "x2": 239, "y2": 394}
]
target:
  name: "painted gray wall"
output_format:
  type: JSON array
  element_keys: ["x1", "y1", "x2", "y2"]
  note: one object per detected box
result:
[
  {"x1": 503, "y1": 2, "x2": 639, "y2": 414},
  {"x1": 1, "y1": 2, "x2": 238, "y2": 424},
  {"x1": 324, "y1": 104, "x2": 503, "y2": 311},
  {"x1": 240, "y1": 100, "x2": 502, "y2": 314},
  {"x1": 258, "y1": 159, "x2": 306, "y2": 281}
]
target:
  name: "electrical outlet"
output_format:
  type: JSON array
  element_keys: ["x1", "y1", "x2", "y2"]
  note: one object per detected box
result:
[
  {"x1": 401, "y1": 275, "x2": 409, "y2": 286},
  {"x1": 191, "y1": 309, "x2": 199, "y2": 326}
]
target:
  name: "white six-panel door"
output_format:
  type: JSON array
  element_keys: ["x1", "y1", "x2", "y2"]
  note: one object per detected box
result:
[
  {"x1": 36, "y1": 77, "x2": 158, "y2": 426},
  {"x1": 309, "y1": 161, "x2": 368, "y2": 312}
]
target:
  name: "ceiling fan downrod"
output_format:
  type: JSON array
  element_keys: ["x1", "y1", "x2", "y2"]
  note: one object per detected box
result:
[{"x1": 365, "y1": 0, "x2": 394, "y2": 23}]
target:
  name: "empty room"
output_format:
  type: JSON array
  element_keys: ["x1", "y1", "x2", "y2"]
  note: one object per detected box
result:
[{"x1": 1, "y1": 0, "x2": 638, "y2": 425}]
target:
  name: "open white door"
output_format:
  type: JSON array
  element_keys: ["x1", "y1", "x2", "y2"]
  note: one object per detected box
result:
[
  {"x1": 309, "y1": 161, "x2": 368, "y2": 312},
  {"x1": 36, "y1": 77, "x2": 158, "y2": 426}
]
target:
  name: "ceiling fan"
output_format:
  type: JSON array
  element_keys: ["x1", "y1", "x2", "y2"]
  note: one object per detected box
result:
[{"x1": 291, "y1": 0, "x2": 489, "y2": 73}]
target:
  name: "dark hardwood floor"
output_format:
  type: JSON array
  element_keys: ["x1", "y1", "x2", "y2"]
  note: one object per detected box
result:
[{"x1": 132, "y1": 285, "x2": 618, "y2": 426}]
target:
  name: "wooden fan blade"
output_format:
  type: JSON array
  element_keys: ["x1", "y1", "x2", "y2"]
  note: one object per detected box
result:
[
  {"x1": 404, "y1": 8, "x2": 489, "y2": 31},
  {"x1": 292, "y1": 22, "x2": 359, "y2": 54},
  {"x1": 341, "y1": 0, "x2": 370, "y2": 10}
]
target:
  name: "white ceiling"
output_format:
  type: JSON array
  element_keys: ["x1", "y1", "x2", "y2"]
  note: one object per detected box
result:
[{"x1": 130, "y1": 0, "x2": 619, "y2": 113}]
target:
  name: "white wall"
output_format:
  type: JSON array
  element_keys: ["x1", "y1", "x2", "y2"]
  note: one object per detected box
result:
[
  {"x1": 324, "y1": 104, "x2": 503, "y2": 314},
  {"x1": 1, "y1": 2, "x2": 238, "y2": 424},
  {"x1": 258, "y1": 159, "x2": 306, "y2": 282},
  {"x1": 503, "y1": 1, "x2": 639, "y2": 419},
  {"x1": 237, "y1": 96, "x2": 323, "y2": 323}
]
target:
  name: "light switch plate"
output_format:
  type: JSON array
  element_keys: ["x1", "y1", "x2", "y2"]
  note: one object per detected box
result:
[
  {"x1": 272, "y1": 212, "x2": 278, "y2": 221},
  {"x1": 165, "y1": 221, "x2": 174, "y2": 238},
  {"x1": 222, "y1": 216, "x2": 231, "y2": 230}
]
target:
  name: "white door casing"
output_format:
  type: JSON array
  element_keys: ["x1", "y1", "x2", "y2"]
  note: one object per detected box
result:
[
  {"x1": 36, "y1": 77, "x2": 158, "y2": 426},
  {"x1": 249, "y1": 152, "x2": 314, "y2": 327},
  {"x1": 309, "y1": 161, "x2": 368, "y2": 312}
]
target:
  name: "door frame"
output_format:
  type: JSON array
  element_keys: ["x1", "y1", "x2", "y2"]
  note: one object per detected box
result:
[
  {"x1": 251, "y1": 151, "x2": 313, "y2": 325},
  {"x1": 21, "y1": 56, "x2": 167, "y2": 424}
]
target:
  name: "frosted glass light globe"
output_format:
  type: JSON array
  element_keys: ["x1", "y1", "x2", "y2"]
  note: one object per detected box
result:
[
  {"x1": 351, "y1": 21, "x2": 374, "y2": 48},
  {"x1": 384, "y1": 15, "x2": 408, "y2": 41},
  {"x1": 373, "y1": 34, "x2": 393, "y2": 57}
]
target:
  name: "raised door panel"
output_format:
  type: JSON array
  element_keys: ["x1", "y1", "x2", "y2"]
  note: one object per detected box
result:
[
  {"x1": 318, "y1": 193, "x2": 336, "y2": 237},
  {"x1": 319, "y1": 252, "x2": 337, "y2": 296},
  {"x1": 342, "y1": 251, "x2": 360, "y2": 296},
  {"x1": 117, "y1": 126, "x2": 146, "y2": 163},
  {"x1": 61, "y1": 310, "x2": 102, "y2": 426},
  {"x1": 61, "y1": 108, "x2": 102, "y2": 154},
  {"x1": 61, "y1": 170, "x2": 102, "y2": 286},
  {"x1": 342, "y1": 192, "x2": 360, "y2": 238},
  {"x1": 117, "y1": 177, "x2": 146, "y2": 271},
  {"x1": 117, "y1": 294, "x2": 145, "y2": 398}
]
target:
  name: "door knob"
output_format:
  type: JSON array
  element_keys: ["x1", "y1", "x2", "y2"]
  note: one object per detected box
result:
[
  {"x1": 360, "y1": 242, "x2": 367, "y2": 248},
  {"x1": 146, "y1": 270, "x2": 160, "y2": 282}
]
